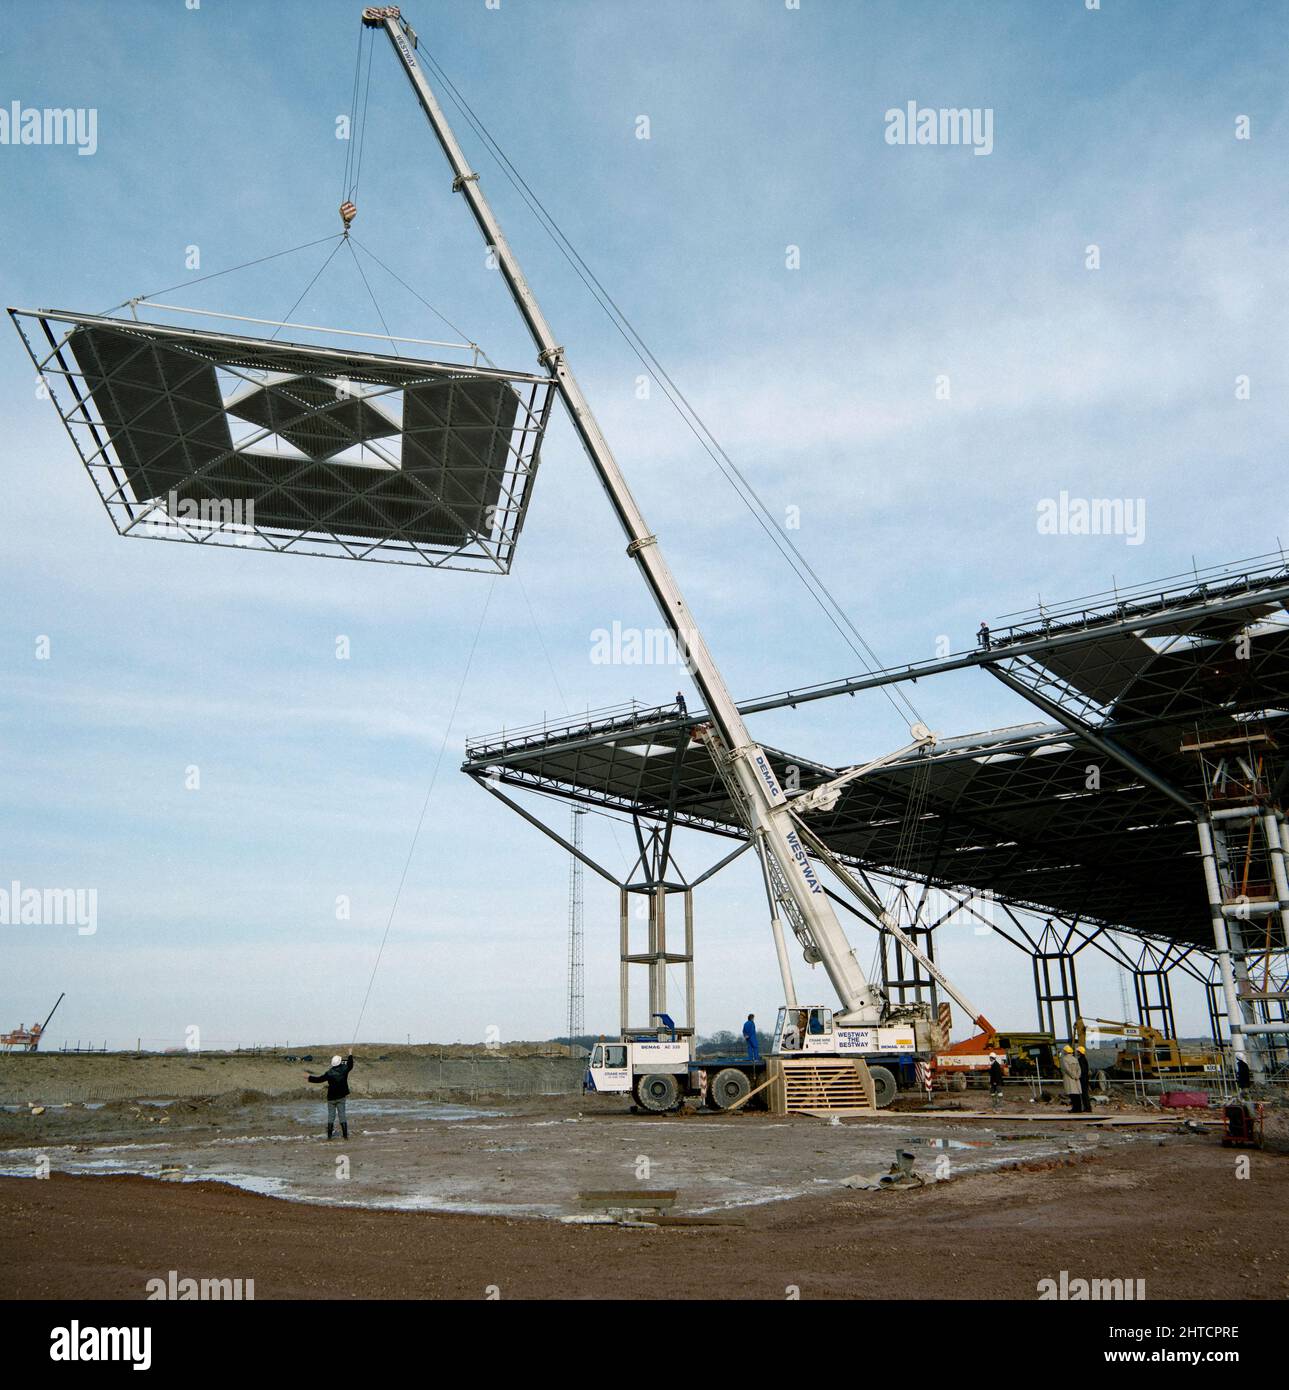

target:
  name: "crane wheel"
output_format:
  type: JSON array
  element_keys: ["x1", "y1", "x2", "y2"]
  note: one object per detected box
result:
[
  {"x1": 635, "y1": 1073, "x2": 681, "y2": 1113},
  {"x1": 708, "y1": 1067, "x2": 752, "y2": 1111},
  {"x1": 869, "y1": 1065, "x2": 898, "y2": 1109}
]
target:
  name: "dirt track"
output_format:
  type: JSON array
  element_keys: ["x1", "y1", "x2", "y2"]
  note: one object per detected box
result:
[{"x1": 2, "y1": 1138, "x2": 1285, "y2": 1300}]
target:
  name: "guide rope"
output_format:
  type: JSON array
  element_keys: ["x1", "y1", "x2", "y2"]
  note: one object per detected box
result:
[{"x1": 350, "y1": 579, "x2": 499, "y2": 1045}]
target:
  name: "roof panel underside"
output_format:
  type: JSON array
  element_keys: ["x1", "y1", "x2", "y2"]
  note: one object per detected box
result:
[{"x1": 468, "y1": 614, "x2": 1289, "y2": 947}]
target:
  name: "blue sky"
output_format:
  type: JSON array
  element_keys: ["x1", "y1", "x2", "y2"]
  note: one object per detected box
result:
[{"x1": 2, "y1": 0, "x2": 1285, "y2": 1049}]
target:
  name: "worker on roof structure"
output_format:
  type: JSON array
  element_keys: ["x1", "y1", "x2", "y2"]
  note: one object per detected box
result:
[
  {"x1": 307, "y1": 1053, "x2": 355, "y2": 1139},
  {"x1": 1059, "y1": 1045, "x2": 1082, "y2": 1113},
  {"x1": 976, "y1": 621, "x2": 991, "y2": 651},
  {"x1": 675, "y1": 690, "x2": 688, "y2": 717},
  {"x1": 1076, "y1": 1044, "x2": 1091, "y2": 1113},
  {"x1": 742, "y1": 1013, "x2": 760, "y2": 1062}
]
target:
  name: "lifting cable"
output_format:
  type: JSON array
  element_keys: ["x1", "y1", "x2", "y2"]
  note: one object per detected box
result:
[
  {"x1": 341, "y1": 23, "x2": 377, "y2": 209},
  {"x1": 104, "y1": 233, "x2": 345, "y2": 317},
  {"x1": 349, "y1": 235, "x2": 490, "y2": 363},
  {"x1": 417, "y1": 48, "x2": 926, "y2": 734},
  {"x1": 344, "y1": 237, "x2": 400, "y2": 353},
  {"x1": 268, "y1": 236, "x2": 347, "y2": 340},
  {"x1": 340, "y1": 26, "x2": 364, "y2": 204},
  {"x1": 350, "y1": 578, "x2": 499, "y2": 1045}
]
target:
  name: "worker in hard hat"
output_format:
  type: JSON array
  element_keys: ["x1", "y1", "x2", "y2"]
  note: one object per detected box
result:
[
  {"x1": 1076, "y1": 1044, "x2": 1091, "y2": 1113},
  {"x1": 1058, "y1": 1045, "x2": 1082, "y2": 1113},
  {"x1": 1051, "y1": 1045, "x2": 1084, "y2": 1112},
  {"x1": 306, "y1": 1052, "x2": 355, "y2": 1139},
  {"x1": 988, "y1": 1051, "x2": 1004, "y2": 1099}
]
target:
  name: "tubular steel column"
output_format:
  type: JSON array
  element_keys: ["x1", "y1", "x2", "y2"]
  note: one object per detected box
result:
[
  {"x1": 566, "y1": 807, "x2": 586, "y2": 1044},
  {"x1": 1197, "y1": 818, "x2": 1254, "y2": 1072},
  {"x1": 619, "y1": 889, "x2": 630, "y2": 1038},
  {"x1": 684, "y1": 890, "x2": 696, "y2": 1041},
  {"x1": 620, "y1": 827, "x2": 696, "y2": 1038},
  {"x1": 650, "y1": 885, "x2": 666, "y2": 1022}
]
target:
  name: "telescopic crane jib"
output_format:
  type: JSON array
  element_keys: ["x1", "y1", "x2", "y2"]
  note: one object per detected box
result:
[{"x1": 361, "y1": 4, "x2": 988, "y2": 1037}]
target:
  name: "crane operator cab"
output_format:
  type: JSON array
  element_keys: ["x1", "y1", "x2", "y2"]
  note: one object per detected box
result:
[{"x1": 774, "y1": 1005, "x2": 836, "y2": 1054}]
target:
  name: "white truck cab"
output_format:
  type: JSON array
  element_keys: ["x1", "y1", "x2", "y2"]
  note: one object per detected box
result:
[
  {"x1": 585, "y1": 1038, "x2": 691, "y2": 1102},
  {"x1": 585, "y1": 1041, "x2": 632, "y2": 1094}
]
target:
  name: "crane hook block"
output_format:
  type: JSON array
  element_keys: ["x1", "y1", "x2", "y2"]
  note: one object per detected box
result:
[{"x1": 340, "y1": 201, "x2": 358, "y2": 230}]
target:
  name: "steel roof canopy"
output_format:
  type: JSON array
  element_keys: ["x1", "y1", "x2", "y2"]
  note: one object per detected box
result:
[
  {"x1": 463, "y1": 591, "x2": 1289, "y2": 949},
  {"x1": 11, "y1": 307, "x2": 556, "y2": 572}
]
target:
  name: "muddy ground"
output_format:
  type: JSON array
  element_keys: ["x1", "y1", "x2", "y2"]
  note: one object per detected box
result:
[
  {"x1": 2, "y1": 1138, "x2": 1285, "y2": 1300},
  {"x1": 1, "y1": 1049, "x2": 1284, "y2": 1299},
  {"x1": 0, "y1": 1090, "x2": 1147, "y2": 1217}
]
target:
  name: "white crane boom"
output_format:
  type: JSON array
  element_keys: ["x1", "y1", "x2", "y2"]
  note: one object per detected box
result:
[{"x1": 367, "y1": 5, "x2": 903, "y2": 1025}]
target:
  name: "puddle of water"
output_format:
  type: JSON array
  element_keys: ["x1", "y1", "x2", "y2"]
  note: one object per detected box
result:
[
  {"x1": 205, "y1": 1133, "x2": 312, "y2": 1146},
  {"x1": 911, "y1": 1136, "x2": 994, "y2": 1151},
  {"x1": 269, "y1": 1099, "x2": 507, "y2": 1124}
]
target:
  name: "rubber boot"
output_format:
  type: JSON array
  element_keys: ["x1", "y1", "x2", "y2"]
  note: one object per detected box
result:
[
  {"x1": 327, "y1": 1125, "x2": 334, "y2": 1140},
  {"x1": 341, "y1": 1123, "x2": 348, "y2": 1139}
]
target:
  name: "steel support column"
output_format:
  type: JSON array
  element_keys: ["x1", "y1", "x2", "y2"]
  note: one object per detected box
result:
[{"x1": 1197, "y1": 817, "x2": 1256, "y2": 1073}]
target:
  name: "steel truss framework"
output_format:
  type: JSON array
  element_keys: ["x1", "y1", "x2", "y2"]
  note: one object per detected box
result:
[
  {"x1": 465, "y1": 557, "x2": 1289, "y2": 1061},
  {"x1": 473, "y1": 769, "x2": 751, "y2": 1041},
  {"x1": 11, "y1": 307, "x2": 555, "y2": 573}
]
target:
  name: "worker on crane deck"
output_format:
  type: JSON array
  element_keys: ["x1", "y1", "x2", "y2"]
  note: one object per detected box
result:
[
  {"x1": 1076, "y1": 1044, "x2": 1091, "y2": 1113},
  {"x1": 1058, "y1": 1046, "x2": 1082, "y2": 1113},
  {"x1": 742, "y1": 1014, "x2": 760, "y2": 1062},
  {"x1": 307, "y1": 1053, "x2": 355, "y2": 1139}
]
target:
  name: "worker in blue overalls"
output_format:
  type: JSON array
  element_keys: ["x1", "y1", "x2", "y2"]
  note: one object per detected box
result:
[{"x1": 742, "y1": 1013, "x2": 760, "y2": 1062}]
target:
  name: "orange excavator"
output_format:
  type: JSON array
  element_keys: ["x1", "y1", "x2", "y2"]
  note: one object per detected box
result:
[{"x1": 934, "y1": 1024, "x2": 1057, "y2": 1079}]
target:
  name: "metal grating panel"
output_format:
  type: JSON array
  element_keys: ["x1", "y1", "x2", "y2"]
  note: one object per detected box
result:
[{"x1": 11, "y1": 308, "x2": 555, "y2": 573}]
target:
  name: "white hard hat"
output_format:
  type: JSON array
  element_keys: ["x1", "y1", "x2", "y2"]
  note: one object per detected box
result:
[{"x1": 331, "y1": 1055, "x2": 342, "y2": 1066}]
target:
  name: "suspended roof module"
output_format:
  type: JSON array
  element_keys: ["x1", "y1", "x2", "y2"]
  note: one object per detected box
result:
[{"x1": 11, "y1": 306, "x2": 555, "y2": 572}]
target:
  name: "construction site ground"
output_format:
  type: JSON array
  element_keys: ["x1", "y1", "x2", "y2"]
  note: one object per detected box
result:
[{"x1": 0, "y1": 1048, "x2": 1285, "y2": 1299}]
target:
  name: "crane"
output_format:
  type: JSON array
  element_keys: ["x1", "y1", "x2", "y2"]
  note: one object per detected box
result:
[
  {"x1": 1, "y1": 992, "x2": 64, "y2": 1052},
  {"x1": 362, "y1": 7, "x2": 990, "y2": 1057}
]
